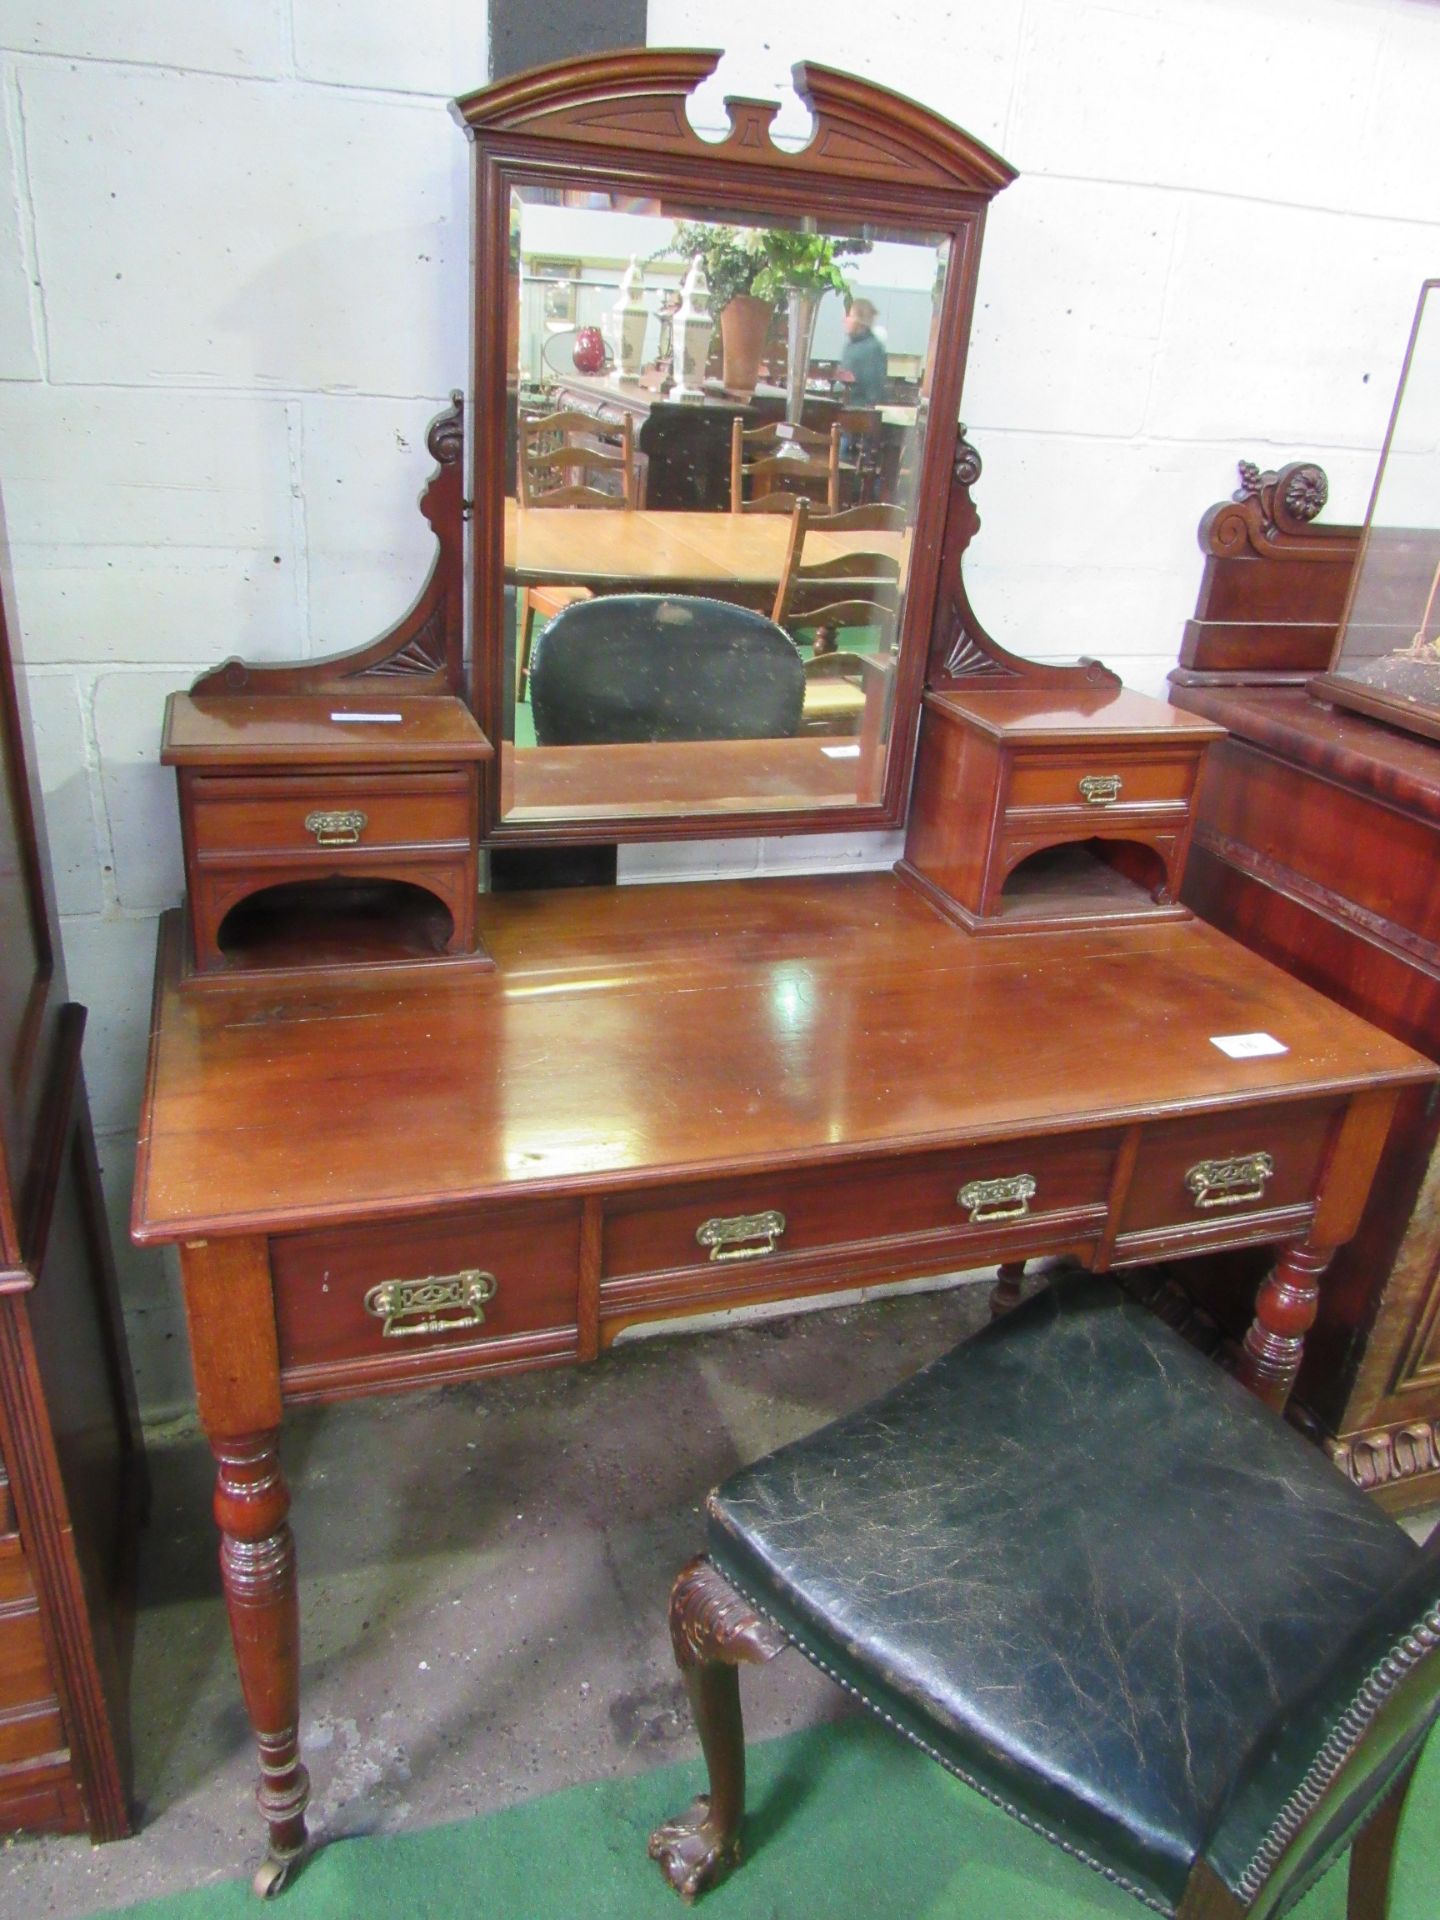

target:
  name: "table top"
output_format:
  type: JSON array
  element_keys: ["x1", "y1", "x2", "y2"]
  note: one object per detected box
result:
[
  {"x1": 162, "y1": 693, "x2": 492, "y2": 767},
  {"x1": 132, "y1": 871, "x2": 1432, "y2": 1246},
  {"x1": 933, "y1": 687, "x2": 1226, "y2": 745},
  {"x1": 505, "y1": 501, "x2": 908, "y2": 590}
]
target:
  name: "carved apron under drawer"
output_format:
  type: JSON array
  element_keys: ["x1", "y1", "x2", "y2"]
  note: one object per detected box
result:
[{"x1": 271, "y1": 1199, "x2": 581, "y2": 1401}]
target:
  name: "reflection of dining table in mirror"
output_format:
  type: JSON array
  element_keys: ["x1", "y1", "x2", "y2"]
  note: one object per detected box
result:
[{"x1": 504, "y1": 499, "x2": 909, "y2": 601}]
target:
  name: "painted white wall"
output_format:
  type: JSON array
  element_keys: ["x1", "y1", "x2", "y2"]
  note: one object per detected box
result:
[{"x1": 1, "y1": 0, "x2": 1435, "y2": 1414}]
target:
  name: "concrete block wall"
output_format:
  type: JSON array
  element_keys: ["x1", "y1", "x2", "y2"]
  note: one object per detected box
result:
[{"x1": 1, "y1": 0, "x2": 1436, "y2": 1417}]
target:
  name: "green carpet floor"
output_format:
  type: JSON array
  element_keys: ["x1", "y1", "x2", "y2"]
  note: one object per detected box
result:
[{"x1": 99, "y1": 1716, "x2": 1438, "y2": 1920}]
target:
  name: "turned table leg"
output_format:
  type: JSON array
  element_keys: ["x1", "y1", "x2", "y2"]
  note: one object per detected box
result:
[
  {"x1": 180, "y1": 1237, "x2": 309, "y2": 1896},
  {"x1": 214, "y1": 1432, "x2": 310, "y2": 1896},
  {"x1": 989, "y1": 1260, "x2": 1026, "y2": 1318},
  {"x1": 1236, "y1": 1241, "x2": 1330, "y2": 1413},
  {"x1": 650, "y1": 1558, "x2": 787, "y2": 1901}
]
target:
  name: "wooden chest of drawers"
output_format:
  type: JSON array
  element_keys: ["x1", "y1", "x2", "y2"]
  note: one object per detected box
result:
[{"x1": 162, "y1": 692, "x2": 493, "y2": 984}]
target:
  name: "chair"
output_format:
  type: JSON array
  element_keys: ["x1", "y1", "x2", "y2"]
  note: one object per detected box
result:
[
  {"x1": 649, "y1": 1273, "x2": 1440, "y2": 1917},
  {"x1": 515, "y1": 408, "x2": 640, "y2": 703},
  {"x1": 730, "y1": 418, "x2": 841, "y2": 514},
  {"x1": 527, "y1": 593, "x2": 805, "y2": 747},
  {"x1": 773, "y1": 502, "x2": 906, "y2": 736}
]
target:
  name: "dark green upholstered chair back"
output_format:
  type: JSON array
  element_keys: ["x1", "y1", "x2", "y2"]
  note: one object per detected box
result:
[{"x1": 528, "y1": 594, "x2": 804, "y2": 747}]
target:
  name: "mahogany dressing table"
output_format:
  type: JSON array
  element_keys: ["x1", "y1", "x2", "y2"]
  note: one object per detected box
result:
[{"x1": 130, "y1": 56, "x2": 1435, "y2": 1894}]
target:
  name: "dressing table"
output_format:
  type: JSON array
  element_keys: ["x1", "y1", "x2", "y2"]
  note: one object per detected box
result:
[{"x1": 130, "y1": 52, "x2": 1435, "y2": 1895}]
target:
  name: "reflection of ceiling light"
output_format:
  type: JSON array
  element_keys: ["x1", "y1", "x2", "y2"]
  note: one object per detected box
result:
[
  {"x1": 769, "y1": 962, "x2": 816, "y2": 1034},
  {"x1": 503, "y1": 1137, "x2": 628, "y2": 1177}
]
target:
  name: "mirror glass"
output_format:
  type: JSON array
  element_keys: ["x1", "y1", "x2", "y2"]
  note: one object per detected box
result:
[{"x1": 497, "y1": 183, "x2": 946, "y2": 825}]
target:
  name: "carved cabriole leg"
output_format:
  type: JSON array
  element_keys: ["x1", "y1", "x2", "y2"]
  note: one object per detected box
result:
[
  {"x1": 1347, "y1": 1756, "x2": 1418, "y2": 1920},
  {"x1": 989, "y1": 1260, "x2": 1026, "y2": 1318},
  {"x1": 649, "y1": 1557, "x2": 787, "y2": 1901},
  {"x1": 180, "y1": 1238, "x2": 309, "y2": 1896},
  {"x1": 1236, "y1": 1242, "x2": 1330, "y2": 1413}
]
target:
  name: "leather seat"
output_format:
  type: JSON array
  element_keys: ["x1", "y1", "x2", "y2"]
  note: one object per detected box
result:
[{"x1": 651, "y1": 1275, "x2": 1440, "y2": 1916}]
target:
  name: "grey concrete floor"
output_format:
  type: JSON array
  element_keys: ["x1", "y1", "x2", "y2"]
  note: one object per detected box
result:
[{"x1": 3, "y1": 1279, "x2": 1002, "y2": 1920}]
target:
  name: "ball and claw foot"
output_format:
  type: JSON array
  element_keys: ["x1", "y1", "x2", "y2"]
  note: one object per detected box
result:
[
  {"x1": 251, "y1": 1842, "x2": 305, "y2": 1899},
  {"x1": 649, "y1": 1795, "x2": 740, "y2": 1902}
]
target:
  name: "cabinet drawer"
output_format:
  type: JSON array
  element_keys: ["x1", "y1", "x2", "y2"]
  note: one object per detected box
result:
[
  {"x1": 1006, "y1": 750, "x2": 1198, "y2": 815},
  {"x1": 190, "y1": 771, "x2": 473, "y2": 859},
  {"x1": 603, "y1": 1134, "x2": 1118, "y2": 1282},
  {"x1": 272, "y1": 1199, "x2": 581, "y2": 1398},
  {"x1": 0, "y1": 1603, "x2": 57, "y2": 1722},
  {"x1": 1117, "y1": 1102, "x2": 1340, "y2": 1242}
]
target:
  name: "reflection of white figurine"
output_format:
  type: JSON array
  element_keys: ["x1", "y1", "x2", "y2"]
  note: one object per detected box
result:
[
  {"x1": 671, "y1": 256, "x2": 714, "y2": 403},
  {"x1": 610, "y1": 255, "x2": 649, "y2": 383}
]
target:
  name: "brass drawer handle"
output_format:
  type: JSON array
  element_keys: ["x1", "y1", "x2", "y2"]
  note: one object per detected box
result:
[
  {"x1": 364, "y1": 1269, "x2": 497, "y2": 1338},
  {"x1": 1185, "y1": 1153, "x2": 1274, "y2": 1210},
  {"x1": 958, "y1": 1174, "x2": 1037, "y2": 1224},
  {"x1": 1078, "y1": 774, "x2": 1123, "y2": 806},
  {"x1": 695, "y1": 1210, "x2": 786, "y2": 1263},
  {"x1": 305, "y1": 808, "x2": 368, "y2": 847}
]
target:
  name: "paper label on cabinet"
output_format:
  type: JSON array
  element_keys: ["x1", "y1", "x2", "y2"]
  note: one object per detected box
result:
[{"x1": 1210, "y1": 1032, "x2": 1289, "y2": 1059}]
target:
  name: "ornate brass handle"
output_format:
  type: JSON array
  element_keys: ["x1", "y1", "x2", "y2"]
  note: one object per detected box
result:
[
  {"x1": 1078, "y1": 774, "x2": 1123, "y2": 806},
  {"x1": 695, "y1": 1210, "x2": 786, "y2": 1263},
  {"x1": 363, "y1": 1269, "x2": 497, "y2": 1338},
  {"x1": 305, "y1": 808, "x2": 367, "y2": 847},
  {"x1": 958, "y1": 1174, "x2": 1037, "y2": 1223},
  {"x1": 1185, "y1": 1153, "x2": 1275, "y2": 1210}
]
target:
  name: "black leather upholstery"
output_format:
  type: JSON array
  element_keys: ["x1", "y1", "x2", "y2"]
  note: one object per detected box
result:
[
  {"x1": 528, "y1": 594, "x2": 804, "y2": 746},
  {"x1": 704, "y1": 1276, "x2": 1439, "y2": 1915}
]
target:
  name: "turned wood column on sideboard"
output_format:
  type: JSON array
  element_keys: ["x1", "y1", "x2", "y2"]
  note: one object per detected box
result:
[{"x1": 1168, "y1": 459, "x2": 1440, "y2": 1509}]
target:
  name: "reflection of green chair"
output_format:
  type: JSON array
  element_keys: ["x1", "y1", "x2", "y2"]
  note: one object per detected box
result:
[{"x1": 528, "y1": 595, "x2": 804, "y2": 746}]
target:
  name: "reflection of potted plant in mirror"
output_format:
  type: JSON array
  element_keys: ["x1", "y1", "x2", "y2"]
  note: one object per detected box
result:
[
  {"x1": 664, "y1": 224, "x2": 771, "y2": 397},
  {"x1": 751, "y1": 230, "x2": 873, "y2": 425}
]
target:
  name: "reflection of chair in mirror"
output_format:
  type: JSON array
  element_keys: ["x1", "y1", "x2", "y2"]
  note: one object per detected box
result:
[
  {"x1": 515, "y1": 408, "x2": 641, "y2": 702},
  {"x1": 650, "y1": 1272, "x2": 1440, "y2": 1912},
  {"x1": 835, "y1": 406, "x2": 884, "y2": 505},
  {"x1": 527, "y1": 594, "x2": 804, "y2": 747},
  {"x1": 730, "y1": 418, "x2": 841, "y2": 514},
  {"x1": 772, "y1": 500, "x2": 905, "y2": 734}
]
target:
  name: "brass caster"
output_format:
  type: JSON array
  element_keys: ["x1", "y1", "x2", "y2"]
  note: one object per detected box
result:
[{"x1": 252, "y1": 1847, "x2": 303, "y2": 1899}]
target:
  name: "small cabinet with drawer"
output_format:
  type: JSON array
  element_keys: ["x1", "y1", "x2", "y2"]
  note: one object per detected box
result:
[
  {"x1": 162, "y1": 690, "x2": 493, "y2": 984},
  {"x1": 900, "y1": 687, "x2": 1223, "y2": 934}
]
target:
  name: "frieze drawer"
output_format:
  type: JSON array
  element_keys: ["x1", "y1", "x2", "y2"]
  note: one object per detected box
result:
[
  {"x1": 1005, "y1": 749, "x2": 1199, "y2": 817},
  {"x1": 271, "y1": 1199, "x2": 581, "y2": 1400},
  {"x1": 602, "y1": 1132, "x2": 1120, "y2": 1284},
  {"x1": 189, "y1": 770, "x2": 474, "y2": 860},
  {"x1": 1114, "y1": 1102, "x2": 1342, "y2": 1253}
]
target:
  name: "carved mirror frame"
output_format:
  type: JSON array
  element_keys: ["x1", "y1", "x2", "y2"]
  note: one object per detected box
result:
[{"x1": 452, "y1": 49, "x2": 1017, "y2": 846}]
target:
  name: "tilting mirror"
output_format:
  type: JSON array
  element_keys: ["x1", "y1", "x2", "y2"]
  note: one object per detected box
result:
[{"x1": 454, "y1": 52, "x2": 1015, "y2": 842}]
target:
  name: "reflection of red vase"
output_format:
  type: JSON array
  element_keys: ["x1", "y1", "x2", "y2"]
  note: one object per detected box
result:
[{"x1": 572, "y1": 327, "x2": 607, "y2": 373}]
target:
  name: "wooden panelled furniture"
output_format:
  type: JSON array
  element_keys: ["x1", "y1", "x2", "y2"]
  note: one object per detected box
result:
[
  {"x1": 132, "y1": 56, "x2": 1437, "y2": 1896},
  {"x1": 0, "y1": 484, "x2": 145, "y2": 1838},
  {"x1": 1167, "y1": 459, "x2": 1440, "y2": 1510}
]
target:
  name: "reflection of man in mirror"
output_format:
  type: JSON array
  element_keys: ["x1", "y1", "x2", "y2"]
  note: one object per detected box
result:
[{"x1": 839, "y1": 297, "x2": 887, "y2": 406}]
